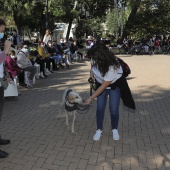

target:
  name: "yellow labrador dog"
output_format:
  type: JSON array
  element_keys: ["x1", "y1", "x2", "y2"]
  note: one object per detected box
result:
[{"x1": 58, "y1": 89, "x2": 83, "y2": 133}]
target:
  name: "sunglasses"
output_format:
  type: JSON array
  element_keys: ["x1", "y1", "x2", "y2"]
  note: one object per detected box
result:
[{"x1": 23, "y1": 47, "x2": 28, "y2": 49}]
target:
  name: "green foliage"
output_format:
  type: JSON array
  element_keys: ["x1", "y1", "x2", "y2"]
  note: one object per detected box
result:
[
  {"x1": 1, "y1": 0, "x2": 170, "y2": 40},
  {"x1": 123, "y1": 0, "x2": 170, "y2": 37},
  {"x1": 106, "y1": 9, "x2": 118, "y2": 35}
]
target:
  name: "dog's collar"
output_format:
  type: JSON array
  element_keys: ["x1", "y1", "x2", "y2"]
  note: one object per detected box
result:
[{"x1": 65, "y1": 103, "x2": 77, "y2": 112}]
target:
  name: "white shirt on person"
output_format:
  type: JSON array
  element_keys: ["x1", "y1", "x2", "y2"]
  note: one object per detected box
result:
[
  {"x1": 92, "y1": 65, "x2": 123, "y2": 89},
  {"x1": 43, "y1": 35, "x2": 52, "y2": 45}
]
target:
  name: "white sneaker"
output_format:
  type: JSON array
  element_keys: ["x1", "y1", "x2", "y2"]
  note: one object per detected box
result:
[
  {"x1": 112, "y1": 129, "x2": 120, "y2": 140},
  {"x1": 45, "y1": 68, "x2": 51, "y2": 74},
  {"x1": 93, "y1": 129, "x2": 102, "y2": 141},
  {"x1": 40, "y1": 72, "x2": 44, "y2": 78},
  {"x1": 27, "y1": 78, "x2": 33, "y2": 88}
]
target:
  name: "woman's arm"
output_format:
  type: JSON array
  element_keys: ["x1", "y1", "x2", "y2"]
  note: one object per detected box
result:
[{"x1": 85, "y1": 80, "x2": 112, "y2": 105}]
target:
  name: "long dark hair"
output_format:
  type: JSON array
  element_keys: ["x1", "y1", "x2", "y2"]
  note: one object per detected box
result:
[{"x1": 87, "y1": 43, "x2": 120, "y2": 76}]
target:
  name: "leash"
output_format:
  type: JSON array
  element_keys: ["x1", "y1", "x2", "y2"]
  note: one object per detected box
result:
[
  {"x1": 88, "y1": 77, "x2": 94, "y2": 96},
  {"x1": 76, "y1": 103, "x2": 90, "y2": 114}
]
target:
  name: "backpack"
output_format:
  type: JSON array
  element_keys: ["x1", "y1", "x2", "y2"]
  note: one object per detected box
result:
[{"x1": 117, "y1": 58, "x2": 131, "y2": 77}]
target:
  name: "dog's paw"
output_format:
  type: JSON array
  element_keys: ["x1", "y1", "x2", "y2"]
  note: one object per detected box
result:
[{"x1": 71, "y1": 132, "x2": 76, "y2": 136}]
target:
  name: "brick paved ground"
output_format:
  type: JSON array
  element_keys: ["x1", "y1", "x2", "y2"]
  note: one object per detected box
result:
[{"x1": 0, "y1": 54, "x2": 170, "y2": 170}]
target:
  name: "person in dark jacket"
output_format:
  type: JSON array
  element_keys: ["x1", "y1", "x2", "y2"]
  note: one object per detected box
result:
[
  {"x1": 70, "y1": 41, "x2": 83, "y2": 60},
  {"x1": 84, "y1": 43, "x2": 135, "y2": 141},
  {"x1": 46, "y1": 40, "x2": 64, "y2": 69},
  {"x1": 52, "y1": 41, "x2": 69, "y2": 68}
]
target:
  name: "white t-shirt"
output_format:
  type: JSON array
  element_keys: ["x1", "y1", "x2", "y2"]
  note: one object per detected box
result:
[
  {"x1": 43, "y1": 35, "x2": 52, "y2": 45},
  {"x1": 92, "y1": 65, "x2": 123, "y2": 89}
]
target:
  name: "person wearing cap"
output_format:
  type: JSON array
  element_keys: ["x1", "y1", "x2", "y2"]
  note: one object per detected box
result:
[{"x1": 86, "y1": 36, "x2": 93, "y2": 49}]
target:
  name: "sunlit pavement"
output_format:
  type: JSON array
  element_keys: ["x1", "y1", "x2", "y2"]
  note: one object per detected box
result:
[{"x1": 0, "y1": 54, "x2": 170, "y2": 170}]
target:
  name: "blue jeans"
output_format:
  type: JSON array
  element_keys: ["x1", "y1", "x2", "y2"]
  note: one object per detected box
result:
[
  {"x1": 51, "y1": 54, "x2": 62, "y2": 64},
  {"x1": 96, "y1": 87, "x2": 121, "y2": 130},
  {"x1": 64, "y1": 50, "x2": 71, "y2": 63}
]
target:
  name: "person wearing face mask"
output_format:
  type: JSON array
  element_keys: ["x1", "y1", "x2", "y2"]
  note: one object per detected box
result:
[
  {"x1": 29, "y1": 45, "x2": 47, "y2": 78},
  {"x1": 0, "y1": 19, "x2": 13, "y2": 158},
  {"x1": 17, "y1": 45, "x2": 37, "y2": 87},
  {"x1": 52, "y1": 41, "x2": 69, "y2": 69},
  {"x1": 4, "y1": 50, "x2": 24, "y2": 84},
  {"x1": 58, "y1": 39, "x2": 71, "y2": 64},
  {"x1": 37, "y1": 41, "x2": 54, "y2": 73},
  {"x1": 46, "y1": 40, "x2": 63, "y2": 70}
]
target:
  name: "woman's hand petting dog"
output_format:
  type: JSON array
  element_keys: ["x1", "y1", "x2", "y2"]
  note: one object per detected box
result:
[{"x1": 84, "y1": 97, "x2": 94, "y2": 105}]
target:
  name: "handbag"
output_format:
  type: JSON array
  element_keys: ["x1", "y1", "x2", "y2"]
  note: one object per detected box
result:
[
  {"x1": 88, "y1": 77, "x2": 101, "y2": 91},
  {"x1": 0, "y1": 77, "x2": 9, "y2": 90}
]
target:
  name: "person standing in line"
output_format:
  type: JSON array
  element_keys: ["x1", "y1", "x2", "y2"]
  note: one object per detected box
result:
[
  {"x1": 84, "y1": 43, "x2": 135, "y2": 141},
  {"x1": 43, "y1": 29, "x2": 52, "y2": 46},
  {"x1": 0, "y1": 19, "x2": 12, "y2": 158},
  {"x1": 10, "y1": 29, "x2": 23, "y2": 48}
]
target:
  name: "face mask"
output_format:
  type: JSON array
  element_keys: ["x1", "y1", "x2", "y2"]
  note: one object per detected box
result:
[
  {"x1": 23, "y1": 49, "x2": 29, "y2": 53},
  {"x1": 48, "y1": 43, "x2": 52, "y2": 46},
  {"x1": 0, "y1": 33, "x2": 4, "y2": 39},
  {"x1": 11, "y1": 55, "x2": 16, "y2": 59},
  {"x1": 41, "y1": 44, "x2": 44, "y2": 47}
]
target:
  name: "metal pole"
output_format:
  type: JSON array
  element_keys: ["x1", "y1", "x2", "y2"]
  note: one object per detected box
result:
[
  {"x1": 90, "y1": 83, "x2": 93, "y2": 96},
  {"x1": 46, "y1": 0, "x2": 48, "y2": 29}
]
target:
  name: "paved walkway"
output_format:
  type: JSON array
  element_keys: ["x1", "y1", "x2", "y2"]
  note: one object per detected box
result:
[{"x1": 0, "y1": 54, "x2": 170, "y2": 170}]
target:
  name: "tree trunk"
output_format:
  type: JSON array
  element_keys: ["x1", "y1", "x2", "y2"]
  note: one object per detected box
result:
[
  {"x1": 66, "y1": 19, "x2": 73, "y2": 40},
  {"x1": 122, "y1": 1, "x2": 140, "y2": 38},
  {"x1": 114, "y1": 0, "x2": 119, "y2": 39},
  {"x1": 66, "y1": 0, "x2": 78, "y2": 40},
  {"x1": 120, "y1": 3, "x2": 125, "y2": 37},
  {"x1": 13, "y1": 14, "x2": 23, "y2": 36}
]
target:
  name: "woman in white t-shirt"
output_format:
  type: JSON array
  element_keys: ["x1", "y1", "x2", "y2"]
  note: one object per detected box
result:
[
  {"x1": 84, "y1": 43, "x2": 123, "y2": 141},
  {"x1": 43, "y1": 29, "x2": 52, "y2": 45}
]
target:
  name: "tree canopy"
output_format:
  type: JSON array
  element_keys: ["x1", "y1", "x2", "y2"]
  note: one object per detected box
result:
[{"x1": 0, "y1": 0, "x2": 170, "y2": 40}]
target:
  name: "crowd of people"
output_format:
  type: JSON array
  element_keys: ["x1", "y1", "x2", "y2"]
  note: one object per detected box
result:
[
  {"x1": 2, "y1": 29, "x2": 86, "y2": 88},
  {"x1": 115, "y1": 36, "x2": 170, "y2": 55},
  {"x1": 84, "y1": 34, "x2": 170, "y2": 55},
  {"x1": 0, "y1": 22, "x2": 87, "y2": 158}
]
